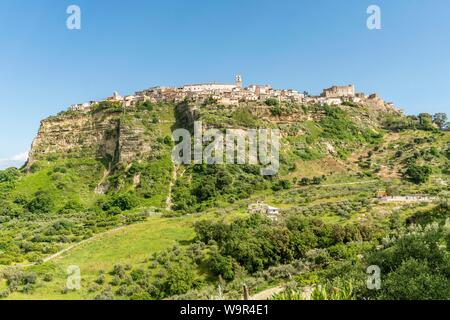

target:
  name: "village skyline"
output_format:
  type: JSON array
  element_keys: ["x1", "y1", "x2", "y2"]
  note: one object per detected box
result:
[{"x1": 69, "y1": 75, "x2": 396, "y2": 113}]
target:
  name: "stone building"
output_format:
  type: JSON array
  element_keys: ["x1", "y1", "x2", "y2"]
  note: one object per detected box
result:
[
  {"x1": 235, "y1": 74, "x2": 243, "y2": 89},
  {"x1": 322, "y1": 85, "x2": 355, "y2": 98},
  {"x1": 106, "y1": 91, "x2": 123, "y2": 102}
]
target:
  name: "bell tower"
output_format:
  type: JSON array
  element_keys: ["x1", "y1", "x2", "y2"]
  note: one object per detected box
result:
[{"x1": 235, "y1": 74, "x2": 242, "y2": 88}]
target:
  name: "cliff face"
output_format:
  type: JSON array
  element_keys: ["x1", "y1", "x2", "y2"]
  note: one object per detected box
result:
[
  {"x1": 27, "y1": 109, "x2": 159, "y2": 166},
  {"x1": 29, "y1": 113, "x2": 118, "y2": 163},
  {"x1": 26, "y1": 98, "x2": 399, "y2": 169}
]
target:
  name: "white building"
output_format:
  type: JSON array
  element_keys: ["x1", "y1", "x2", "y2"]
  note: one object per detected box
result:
[
  {"x1": 266, "y1": 206, "x2": 280, "y2": 216},
  {"x1": 182, "y1": 83, "x2": 236, "y2": 93},
  {"x1": 248, "y1": 84, "x2": 272, "y2": 95},
  {"x1": 248, "y1": 201, "x2": 280, "y2": 219},
  {"x1": 182, "y1": 75, "x2": 243, "y2": 93}
]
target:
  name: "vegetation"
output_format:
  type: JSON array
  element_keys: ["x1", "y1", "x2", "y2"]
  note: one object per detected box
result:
[
  {"x1": 0, "y1": 99, "x2": 448, "y2": 300},
  {"x1": 404, "y1": 164, "x2": 432, "y2": 184}
]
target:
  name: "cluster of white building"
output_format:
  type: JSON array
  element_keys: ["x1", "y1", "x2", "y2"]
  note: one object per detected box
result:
[{"x1": 69, "y1": 75, "x2": 393, "y2": 112}]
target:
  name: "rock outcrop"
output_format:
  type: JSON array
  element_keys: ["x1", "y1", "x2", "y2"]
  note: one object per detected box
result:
[{"x1": 27, "y1": 108, "x2": 158, "y2": 167}]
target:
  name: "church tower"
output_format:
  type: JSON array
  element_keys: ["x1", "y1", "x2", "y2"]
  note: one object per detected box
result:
[{"x1": 235, "y1": 74, "x2": 242, "y2": 88}]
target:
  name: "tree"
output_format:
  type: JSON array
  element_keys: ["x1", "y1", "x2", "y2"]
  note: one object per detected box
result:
[
  {"x1": 0, "y1": 168, "x2": 20, "y2": 183},
  {"x1": 208, "y1": 252, "x2": 235, "y2": 280},
  {"x1": 270, "y1": 106, "x2": 282, "y2": 116},
  {"x1": 404, "y1": 165, "x2": 432, "y2": 184},
  {"x1": 379, "y1": 259, "x2": 449, "y2": 300},
  {"x1": 161, "y1": 262, "x2": 196, "y2": 296},
  {"x1": 299, "y1": 177, "x2": 310, "y2": 186},
  {"x1": 432, "y1": 113, "x2": 448, "y2": 129},
  {"x1": 109, "y1": 193, "x2": 138, "y2": 211},
  {"x1": 26, "y1": 191, "x2": 54, "y2": 214},
  {"x1": 265, "y1": 98, "x2": 279, "y2": 107},
  {"x1": 418, "y1": 113, "x2": 434, "y2": 130}
]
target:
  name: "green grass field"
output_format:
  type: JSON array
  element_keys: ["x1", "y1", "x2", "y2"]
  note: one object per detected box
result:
[
  {"x1": 5, "y1": 215, "x2": 196, "y2": 299},
  {"x1": 4, "y1": 210, "x2": 247, "y2": 300}
]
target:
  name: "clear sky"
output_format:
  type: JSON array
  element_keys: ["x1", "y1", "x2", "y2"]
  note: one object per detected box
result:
[{"x1": 0, "y1": 0, "x2": 449, "y2": 168}]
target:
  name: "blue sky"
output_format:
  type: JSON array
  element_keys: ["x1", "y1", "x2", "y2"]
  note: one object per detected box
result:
[{"x1": 0, "y1": 0, "x2": 449, "y2": 168}]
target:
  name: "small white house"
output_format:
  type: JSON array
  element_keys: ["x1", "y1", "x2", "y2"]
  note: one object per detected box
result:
[
  {"x1": 266, "y1": 206, "x2": 279, "y2": 216},
  {"x1": 248, "y1": 201, "x2": 280, "y2": 219}
]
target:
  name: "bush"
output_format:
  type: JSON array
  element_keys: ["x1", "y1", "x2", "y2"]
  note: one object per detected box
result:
[
  {"x1": 107, "y1": 206, "x2": 122, "y2": 216},
  {"x1": 3, "y1": 269, "x2": 37, "y2": 292},
  {"x1": 270, "y1": 106, "x2": 282, "y2": 116},
  {"x1": 208, "y1": 252, "x2": 235, "y2": 281},
  {"x1": 378, "y1": 259, "x2": 449, "y2": 300},
  {"x1": 26, "y1": 191, "x2": 54, "y2": 214},
  {"x1": 265, "y1": 98, "x2": 280, "y2": 107},
  {"x1": 159, "y1": 262, "x2": 197, "y2": 296},
  {"x1": 404, "y1": 165, "x2": 432, "y2": 184},
  {"x1": 0, "y1": 168, "x2": 20, "y2": 183},
  {"x1": 272, "y1": 179, "x2": 292, "y2": 191},
  {"x1": 105, "y1": 193, "x2": 139, "y2": 212},
  {"x1": 59, "y1": 200, "x2": 84, "y2": 214}
]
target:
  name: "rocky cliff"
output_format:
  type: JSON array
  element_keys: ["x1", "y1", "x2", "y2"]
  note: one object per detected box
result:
[
  {"x1": 26, "y1": 97, "x2": 400, "y2": 170},
  {"x1": 27, "y1": 105, "x2": 169, "y2": 167}
]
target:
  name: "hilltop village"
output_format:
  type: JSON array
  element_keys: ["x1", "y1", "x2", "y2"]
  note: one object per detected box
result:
[{"x1": 69, "y1": 75, "x2": 399, "y2": 112}]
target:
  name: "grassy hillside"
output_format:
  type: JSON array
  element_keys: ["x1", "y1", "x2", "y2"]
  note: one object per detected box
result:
[
  {"x1": 2, "y1": 215, "x2": 195, "y2": 299},
  {"x1": 0, "y1": 99, "x2": 449, "y2": 300}
]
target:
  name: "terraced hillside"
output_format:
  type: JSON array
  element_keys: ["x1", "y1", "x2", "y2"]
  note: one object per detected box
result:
[{"x1": 0, "y1": 98, "x2": 448, "y2": 300}]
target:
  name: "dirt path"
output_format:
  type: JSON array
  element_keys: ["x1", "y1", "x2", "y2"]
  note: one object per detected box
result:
[
  {"x1": 11, "y1": 225, "x2": 128, "y2": 268},
  {"x1": 318, "y1": 179, "x2": 379, "y2": 188},
  {"x1": 250, "y1": 286, "x2": 285, "y2": 300},
  {"x1": 250, "y1": 285, "x2": 315, "y2": 300},
  {"x1": 379, "y1": 196, "x2": 436, "y2": 203},
  {"x1": 166, "y1": 165, "x2": 178, "y2": 211}
]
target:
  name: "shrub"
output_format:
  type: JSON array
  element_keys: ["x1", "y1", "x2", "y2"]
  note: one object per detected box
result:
[
  {"x1": 0, "y1": 168, "x2": 20, "y2": 183},
  {"x1": 265, "y1": 98, "x2": 279, "y2": 107},
  {"x1": 159, "y1": 263, "x2": 197, "y2": 296},
  {"x1": 107, "y1": 206, "x2": 122, "y2": 216},
  {"x1": 59, "y1": 200, "x2": 84, "y2": 214},
  {"x1": 270, "y1": 106, "x2": 282, "y2": 116},
  {"x1": 43, "y1": 274, "x2": 53, "y2": 282},
  {"x1": 404, "y1": 165, "x2": 432, "y2": 184},
  {"x1": 26, "y1": 191, "x2": 54, "y2": 214},
  {"x1": 299, "y1": 177, "x2": 311, "y2": 186},
  {"x1": 378, "y1": 259, "x2": 449, "y2": 300},
  {"x1": 3, "y1": 269, "x2": 37, "y2": 291},
  {"x1": 110, "y1": 193, "x2": 138, "y2": 211},
  {"x1": 208, "y1": 252, "x2": 235, "y2": 281},
  {"x1": 95, "y1": 287, "x2": 114, "y2": 300}
]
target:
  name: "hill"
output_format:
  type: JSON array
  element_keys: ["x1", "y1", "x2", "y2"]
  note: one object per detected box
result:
[{"x1": 0, "y1": 93, "x2": 449, "y2": 300}]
